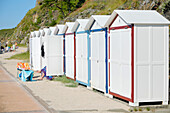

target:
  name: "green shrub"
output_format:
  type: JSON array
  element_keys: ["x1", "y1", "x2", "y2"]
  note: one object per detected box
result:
[
  {"x1": 48, "y1": 10, "x2": 53, "y2": 18},
  {"x1": 49, "y1": 20, "x2": 56, "y2": 26},
  {"x1": 134, "y1": 108, "x2": 138, "y2": 112},
  {"x1": 24, "y1": 26, "x2": 29, "y2": 31},
  {"x1": 146, "y1": 107, "x2": 150, "y2": 111},
  {"x1": 138, "y1": 108, "x2": 142, "y2": 111},
  {"x1": 37, "y1": 17, "x2": 41, "y2": 24}
]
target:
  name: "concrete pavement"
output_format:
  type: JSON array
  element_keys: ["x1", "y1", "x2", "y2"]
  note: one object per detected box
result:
[{"x1": 0, "y1": 65, "x2": 48, "y2": 113}]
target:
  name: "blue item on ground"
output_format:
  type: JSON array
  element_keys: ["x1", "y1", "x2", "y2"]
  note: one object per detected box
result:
[
  {"x1": 19, "y1": 70, "x2": 34, "y2": 82},
  {"x1": 41, "y1": 66, "x2": 53, "y2": 80}
]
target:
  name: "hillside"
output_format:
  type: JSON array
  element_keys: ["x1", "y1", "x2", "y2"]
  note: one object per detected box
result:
[{"x1": 0, "y1": 0, "x2": 169, "y2": 45}]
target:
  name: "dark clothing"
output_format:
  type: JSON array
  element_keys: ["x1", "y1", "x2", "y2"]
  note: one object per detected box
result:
[{"x1": 41, "y1": 44, "x2": 45, "y2": 58}]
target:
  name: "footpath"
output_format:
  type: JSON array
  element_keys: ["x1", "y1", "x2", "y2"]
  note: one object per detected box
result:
[
  {"x1": 0, "y1": 47, "x2": 170, "y2": 113},
  {"x1": 0, "y1": 65, "x2": 48, "y2": 113}
]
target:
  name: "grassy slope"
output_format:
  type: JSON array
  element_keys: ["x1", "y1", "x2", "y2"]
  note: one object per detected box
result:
[
  {"x1": 0, "y1": 0, "x2": 169, "y2": 44},
  {"x1": 66, "y1": 0, "x2": 169, "y2": 21},
  {"x1": 7, "y1": 51, "x2": 29, "y2": 61},
  {"x1": 0, "y1": 28, "x2": 15, "y2": 44},
  {"x1": 66, "y1": 0, "x2": 126, "y2": 20}
]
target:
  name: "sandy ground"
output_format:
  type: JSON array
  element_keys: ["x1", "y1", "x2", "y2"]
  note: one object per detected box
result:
[{"x1": 1, "y1": 47, "x2": 170, "y2": 113}]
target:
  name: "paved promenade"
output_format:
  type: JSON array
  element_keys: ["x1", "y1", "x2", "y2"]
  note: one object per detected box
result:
[
  {"x1": 0, "y1": 65, "x2": 48, "y2": 113},
  {"x1": 0, "y1": 47, "x2": 170, "y2": 113}
]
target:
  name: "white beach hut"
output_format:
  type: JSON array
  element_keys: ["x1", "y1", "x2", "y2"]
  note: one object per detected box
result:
[
  {"x1": 56, "y1": 24, "x2": 66, "y2": 74},
  {"x1": 41, "y1": 26, "x2": 64, "y2": 76},
  {"x1": 39, "y1": 29, "x2": 45, "y2": 69},
  {"x1": 41, "y1": 28, "x2": 51, "y2": 73},
  {"x1": 32, "y1": 31, "x2": 41, "y2": 71},
  {"x1": 105, "y1": 10, "x2": 170, "y2": 106},
  {"x1": 29, "y1": 32, "x2": 36, "y2": 69},
  {"x1": 72, "y1": 19, "x2": 91, "y2": 86},
  {"x1": 63, "y1": 22, "x2": 76, "y2": 80},
  {"x1": 85, "y1": 15, "x2": 110, "y2": 93}
]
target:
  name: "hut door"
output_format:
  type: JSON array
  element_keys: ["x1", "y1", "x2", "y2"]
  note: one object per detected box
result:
[
  {"x1": 46, "y1": 36, "x2": 63, "y2": 76},
  {"x1": 32, "y1": 38, "x2": 41, "y2": 71},
  {"x1": 76, "y1": 33, "x2": 88, "y2": 83},
  {"x1": 66, "y1": 34, "x2": 74, "y2": 79},
  {"x1": 109, "y1": 28, "x2": 132, "y2": 99},
  {"x1": 29, "y1": 38, "x2": 33, "y2": 68},
  {"x1": 91, "y1": 31, "x2": 105, "y2": 92},
  {"x1": 41, "y1": 38, "x2": 47, "y2": 70}
]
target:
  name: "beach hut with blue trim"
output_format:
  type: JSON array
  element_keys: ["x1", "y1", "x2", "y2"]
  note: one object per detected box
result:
[
  {"x1": 63, "y1": 22, "x2": 76, "y2": 80},
  {"x1": 29, "y1": 32, "x2": 36, "y2": 69},
  {"x1": 71, "y1": 19, "x2": 91, "y2": 87},
  {"x1": 84, "y1": 15, "x2": 110, "y2": 93},
  {"x1": 105, "y1": 10, "x2": 170, "y2": 106},
  {"x1": 56, "y1": 24, "x2": 66, "y2": 74}
]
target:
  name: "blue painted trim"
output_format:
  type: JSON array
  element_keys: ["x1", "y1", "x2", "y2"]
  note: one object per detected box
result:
[
  {"x1": 57, "y1": 33, "x2": 65, "y2": 36},
  {"x1": 76, "y1": 80, "x2": 88, "y2": 86},
  {"x1": 105, "y1": 28, "x2": 108, "y2": 94},
  {"x1": 76, "y1": 30, "x2": 88, "y2": 34},
  {"x1": 87, "y1": 30, "x2": 91, "y2": 87},
  {"x1": 90, "y1": 28, "x2": 106, "y2": 32},
  {"x1": 75, "y1": 30, "x2": 91, "y2": 87}
]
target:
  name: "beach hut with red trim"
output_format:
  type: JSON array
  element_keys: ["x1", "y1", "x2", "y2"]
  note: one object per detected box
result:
[
  {"x1": 63, "y1": 22, "x2": 76, "y2": 80},
  {"x1": 105, "y1": 10, "x2": 170, "y2": 106}
]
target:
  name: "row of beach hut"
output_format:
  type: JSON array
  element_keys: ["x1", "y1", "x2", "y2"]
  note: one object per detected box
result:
[{"x1": 29, "y1": 10, "x2": 170, "y2": 106}]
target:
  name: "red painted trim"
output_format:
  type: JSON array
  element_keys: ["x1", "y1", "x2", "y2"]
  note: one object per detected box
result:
[
  {"x1": 109, "y1": 91, "x2": 132, "y2": 102},
  {"x1": 109, "y1": 25, "x2": 132, "y2": 31},
  {"x1": 65, "y1": 33, "x2": 74, "y2": 35},
  {"x1": 109, "y1": 14, "x2": 118, "y2": 28},
  {"x1": 66, "y1": 76, "x2": 74, "y2": 80},
  {"x1": 131, "y1": 24, "x2": 134, "y2": 103},
  {"x1": 108, "y1": 29, "x2": 111, "y2": 87},
  {"x1": 74, "y1": 32, "x2": 76, "y2": 81},
  {"x1": 108, "y1": 24, "x2": 134, "y2": 103}
]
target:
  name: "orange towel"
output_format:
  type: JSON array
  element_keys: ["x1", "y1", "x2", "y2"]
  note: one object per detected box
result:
[{"x1": 17, "y1": 62, "x2": 30, "y2": 70}]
